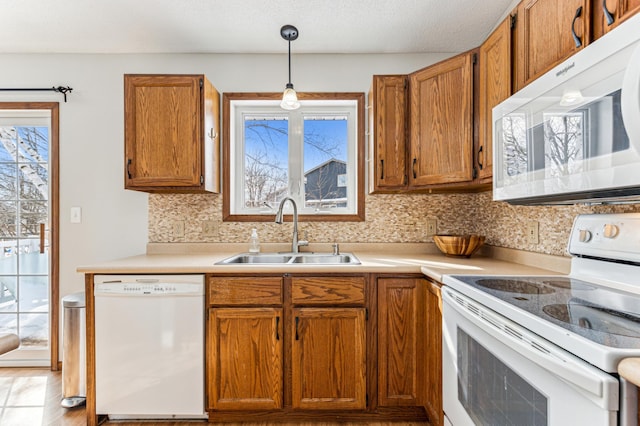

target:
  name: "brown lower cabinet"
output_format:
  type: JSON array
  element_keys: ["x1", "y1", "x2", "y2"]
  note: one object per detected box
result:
[
  {"x1": 377, "y1": 277, "x2": 424, "y2": 407},
  {"x1": 291, "y1": 307, "x2": 367, "y2": 410},
  {"x1": 208, "y1": 307, "x2": 283, "y2": 410},
  {"x1": 205, "y1": 273, "x2": 436, "y2": 423},
  {"x1": 424, "y1": 278, "x2": 443, "y2": 426}
]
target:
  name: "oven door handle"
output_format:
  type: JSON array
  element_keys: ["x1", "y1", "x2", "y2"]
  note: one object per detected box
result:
[{"x1": 443, "y1": 288, "x2": 617, "y2": 407}]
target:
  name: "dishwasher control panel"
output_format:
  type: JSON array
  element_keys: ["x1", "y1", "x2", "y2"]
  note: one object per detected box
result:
[{"x1": 94, "y1": 275, "x2": 204, "y2": 296}]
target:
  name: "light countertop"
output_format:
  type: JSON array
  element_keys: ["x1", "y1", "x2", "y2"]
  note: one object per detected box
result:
[
  {"x1": 77, "y1": 243, "x2": 571, "y2": 281},
  {"x1": 619, "y1": 358, "x2": 640, "y2": 387},
  {"x1": 80, "y1": 243, "x2": 640, "y2": 388}
]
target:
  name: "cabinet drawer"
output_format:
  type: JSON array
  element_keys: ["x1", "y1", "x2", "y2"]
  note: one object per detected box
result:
[
  {"x1": 291, "y1": 276, "x2": 366, "y2": 305},
  {"x1": 209, "y1": 277, "x2": 283, "y2": 305}
]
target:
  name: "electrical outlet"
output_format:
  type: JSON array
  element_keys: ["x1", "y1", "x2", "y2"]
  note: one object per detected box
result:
[
  {"x1": 202, "y1": 220, "x2": 219, "y2": 237},
  {"x1": 426, "y1": 218, "x2": 437, "y2": 237},
  {"x1": 527, "y1": 221, "x2": 539, "y2": 244},
  {"x1": 172, "y1": 221, "x2": 185, "y2": 238}
]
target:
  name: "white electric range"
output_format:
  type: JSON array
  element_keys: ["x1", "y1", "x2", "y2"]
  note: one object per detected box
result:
[{"x1": 442, "y1": 213, "x2": 640, "y2": 426}]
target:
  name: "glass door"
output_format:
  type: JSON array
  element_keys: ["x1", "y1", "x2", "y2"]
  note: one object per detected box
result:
[{"x1": 0, "y1": 109, "x2": 52, "y2": 365}]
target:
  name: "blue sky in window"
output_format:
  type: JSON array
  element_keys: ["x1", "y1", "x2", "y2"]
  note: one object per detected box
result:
[{"x1": 245, "y1": 119, "x2": 346, "y2": 172}]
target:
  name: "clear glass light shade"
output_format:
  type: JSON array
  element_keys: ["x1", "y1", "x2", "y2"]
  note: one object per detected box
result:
[
  {"x1": 281, "y1": 87, "x2": 300, "y2": 110},
  {"x1": 560, "y1": 89, "x2": 584, "y2": 106}
]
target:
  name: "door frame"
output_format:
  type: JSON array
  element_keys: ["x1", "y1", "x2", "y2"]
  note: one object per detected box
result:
[{"x1": 0, "y1": 102, "x2": 59, "y2": 370}]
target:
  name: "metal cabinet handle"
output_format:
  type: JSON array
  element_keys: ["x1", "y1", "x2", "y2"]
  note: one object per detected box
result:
[
  {"x1": 126, "y1": 159, "x2": 132, "y2": 179},
  {"x1": 571, "y1": 6, "x2": 583, "y2": 48},
  {"x1": 295, "y1": 316, "x2": 299, "y2": 340},
  {"x1": 412, "y1": 158, "x2": 417, "y2": 179},
  {"x1": 477, "y1": 145, "x2": 484, "y2": 170},
  {"x1": 380, "y1": 159, "x2": 384, "y2": 180},
  {"x1": 275, "y1": 316, "x2": 280, "y2": 341},
  {"x1": 603, "y1": 0, "x2": 615, "y2": 25}
]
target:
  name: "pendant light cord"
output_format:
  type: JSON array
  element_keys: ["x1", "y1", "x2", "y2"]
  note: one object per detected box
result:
[{"x1": 288, "y1": 38, "x2": 292, "y2": 86}]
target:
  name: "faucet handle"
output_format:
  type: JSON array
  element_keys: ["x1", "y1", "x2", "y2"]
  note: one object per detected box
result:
[
  {"x1": 332, "y1": 243, "x2": 340, "y2": 255},
  {"x1": 298, "y1": 240, "x2": 309, "y2": 248}
]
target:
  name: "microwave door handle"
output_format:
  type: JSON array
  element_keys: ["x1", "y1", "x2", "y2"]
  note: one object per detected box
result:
[
  {"x1": 622, "y1": 43, "x2": 640, "y2": 152},
  {"x1": 443, "y1": 289, "x2": 615, "y2": 406}
]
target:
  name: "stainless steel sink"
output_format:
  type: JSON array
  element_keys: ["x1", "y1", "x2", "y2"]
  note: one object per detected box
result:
[
  {"x1": 290, "y1": 254, "x2": 358, "y2": 264},
  {"x1": 216, "y1": 252, "x2": 360, "y2": 265},
  {"x1": 218, "y1": 254, "x2": 293, "y2": 264}
]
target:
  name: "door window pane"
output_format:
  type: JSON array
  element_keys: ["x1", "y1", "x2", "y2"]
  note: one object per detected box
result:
[
  {"x1": 0, "y1": 276, "x2": 17, "y2": 312},
  {"x1": 18, "y1": 243, "x2": 48, "y2": 275},
  {"x1": 18, "y1": 276, "x2": 48, "y2": 312},
  {"x1": 0, "y1": 163, "x2": 17, "y2": 199},
  {"x1": 19, "y1": 313, "x2": 48, "y2": 347},
  {"x1": 0, "y1": 313, "x2": 17, "y2": 335}
]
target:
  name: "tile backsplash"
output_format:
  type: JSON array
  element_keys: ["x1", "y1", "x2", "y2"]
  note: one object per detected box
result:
[{"x1": 149, "y1": 191, "x2": 640, "y2": 257}]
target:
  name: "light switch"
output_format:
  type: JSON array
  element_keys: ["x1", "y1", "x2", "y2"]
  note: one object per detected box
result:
[{"x1": 70, "y1": 206, "x2": 82, "y2": 224}]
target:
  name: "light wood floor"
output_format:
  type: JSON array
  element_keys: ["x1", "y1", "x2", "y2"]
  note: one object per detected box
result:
[{"x1": 0, "y1": 368, "x2": 429, "y2": 426}]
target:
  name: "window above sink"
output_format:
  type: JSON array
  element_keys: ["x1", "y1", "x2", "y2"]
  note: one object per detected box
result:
[{"x1": 222, "y1": 92, "x2": 365, "y2": 223}]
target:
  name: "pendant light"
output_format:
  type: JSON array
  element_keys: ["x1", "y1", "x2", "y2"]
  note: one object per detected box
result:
[{"x1": 280, "y1": 24, "x2": 300, "y2": 110}]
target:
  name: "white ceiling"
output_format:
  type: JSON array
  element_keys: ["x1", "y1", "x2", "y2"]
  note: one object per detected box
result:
[{"x1": 2, "y1": 0, "x2": 515, "y2": 54}]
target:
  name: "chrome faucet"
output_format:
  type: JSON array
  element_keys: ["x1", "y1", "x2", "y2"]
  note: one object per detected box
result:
[{"x1": 275, "y1": 197, "x2": 308, "y2": 253}]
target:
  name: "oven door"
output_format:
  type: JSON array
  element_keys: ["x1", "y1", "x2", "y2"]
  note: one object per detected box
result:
[{"x1": 442, "y1": 286, "x2": 619, "y2": 426}]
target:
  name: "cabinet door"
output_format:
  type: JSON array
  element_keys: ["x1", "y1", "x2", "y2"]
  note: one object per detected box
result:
[
  {"x1": 424, "y1": 280, "x2": 443, "y2": 426},
  {"x1": 208, "y1": 308, "x2": 283, "y2": 410},
  {"x1": 291, "y1": 308, "x2": 366, "y2": 410},
  {"x1": 369, "y1": 75, "x2": 409, "y2": 192},
  {"x1": 409, "y1": 53, "x2": 473, "y2": 187},
  {"x1": 593, "y1": 0, "x2": 640, "y2": 39},
  {"x1": 478, "y1": 17, "x2": 512, "y2": 182},
  {"x1": 514, "y1": 0, "x2": 589, "y2": 90},
  {"x1": 377, "y1": 277, "x2": 424, "y2": 407},
  {"x1": 125, "y1": 74, "x2": 220, "y2": 192}
]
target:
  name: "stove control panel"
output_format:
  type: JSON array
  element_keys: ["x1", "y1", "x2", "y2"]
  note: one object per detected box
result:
[{"x1": 569, "y1": 213, "x2": 640, "y2": 263}]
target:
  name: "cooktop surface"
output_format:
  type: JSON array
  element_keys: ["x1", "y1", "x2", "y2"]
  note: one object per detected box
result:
[{"x1": 448, "y1": 275, "x2": 640, "y2": 349}]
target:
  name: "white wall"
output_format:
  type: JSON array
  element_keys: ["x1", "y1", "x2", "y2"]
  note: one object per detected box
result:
[{"x1": 0, "y1": 51, "x2": 452, "y2": 339}]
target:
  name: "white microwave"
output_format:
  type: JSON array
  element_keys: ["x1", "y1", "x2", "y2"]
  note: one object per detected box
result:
[{"x1": 493, "y1": 12, "x2": 640, "y2": 205}]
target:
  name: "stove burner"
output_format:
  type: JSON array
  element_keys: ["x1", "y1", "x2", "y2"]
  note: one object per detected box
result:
[
  {"x1": 542, "y1": 279, "x2": 595, "y2": 291},
  {"x1": 543, "y1": 303, "x2": 640, "y2": 338},
  {"x1": 543, "y1": 304, "x2": 573, "y2": 324},
  {"x1": 475, "y1": 278, "x2": 555, "y2": 294}
]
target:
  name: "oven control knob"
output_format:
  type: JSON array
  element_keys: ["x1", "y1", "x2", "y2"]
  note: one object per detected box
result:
[
  {"x1": 578, "y1": 229, "x2": 592, "y2": 242},
  {"x1": 603, "y1": 224, "x2": 619, "y2": 239}
]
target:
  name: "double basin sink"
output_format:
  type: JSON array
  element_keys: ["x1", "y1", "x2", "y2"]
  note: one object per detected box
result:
[{"x1": 216, "y1": 252, "x2": 361, "y2": 265}]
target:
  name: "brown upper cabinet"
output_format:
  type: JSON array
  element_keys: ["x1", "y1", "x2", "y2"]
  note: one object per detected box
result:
[
  {"x1": 409, "y1": 51, "x2": 474, "y2": 188},
  {"x1": 124, "y1": 74, "x2": 220, "y2": 193},
  {"x1": 368, "y1": 75, "x2": 409, "y2": 192},
  {"x1": 592, "y1": 0, "x2": 640, "y2": 39},
  {"x1": 368, "y1": 51, "x2": 482, "y2": 193},
  {"x1": 513, "y1": 0, "x2": 590, "y2": 91},
  {"x1": 477, "y1": 17, "x2": 513, "y2": 182}
]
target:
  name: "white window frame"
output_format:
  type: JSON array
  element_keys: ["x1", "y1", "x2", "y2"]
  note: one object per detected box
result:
[{"x1": 224, "y1": 94, "x2": 364, "y2": 221}]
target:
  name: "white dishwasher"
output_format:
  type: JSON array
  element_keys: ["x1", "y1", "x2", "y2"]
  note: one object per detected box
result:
[{"x1": 94, "y1": 275, "x2": 206, "y2": 420}]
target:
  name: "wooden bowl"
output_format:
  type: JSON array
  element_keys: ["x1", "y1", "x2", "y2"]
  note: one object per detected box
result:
[{"x1": 433, "y1": 234, "x2": 485, "y2": 258}]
